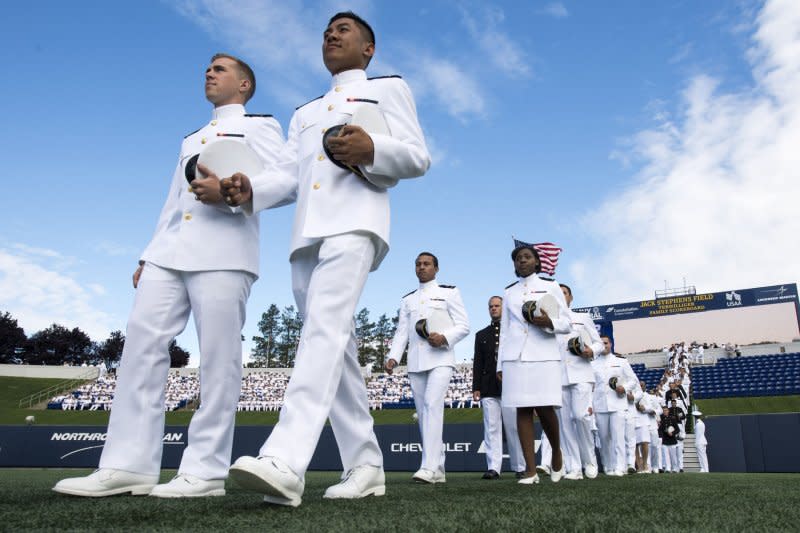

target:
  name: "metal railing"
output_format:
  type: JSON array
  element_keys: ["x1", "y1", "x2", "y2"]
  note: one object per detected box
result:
[{"x1": 17, "y1": 369, "x2": 99, "y2": 409}]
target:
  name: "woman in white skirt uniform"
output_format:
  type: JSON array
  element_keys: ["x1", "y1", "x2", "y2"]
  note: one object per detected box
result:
[{"x1": 497, "y1": 245, "x2": 571, "y2": 484}]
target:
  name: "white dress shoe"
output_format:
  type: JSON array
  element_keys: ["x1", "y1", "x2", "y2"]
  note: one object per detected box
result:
[
  {"x1": 517, "y1": 474, "x2": 540, "y2": 485},
  {"x1": 229, "y1": 456, "x2": 304, "y2": 507},
  {"x1": 584, "y1": 464, "x2": 598, "y2": 479},
  {"x1": 607, "y1": 470, "x2": 624, "y2": 477},
  {"x1": 149, "y1": 473, "x2": 225, "y2": 498},
  {"x1": 550, "y1": 464, "x2": 565, "y2": 483},
  {"x1": 563, "y1": 471, "x2": 584, "y2": 481},
  {"x1": 52, "y1": 469, "x2": 157, "y2": 497},
  {"x1": 412, "y1": 468, "x2": 436, "y2": 484},
  {"x1": 535, "y1": 465, "x2": 551, "y2": 476},
  {"x1": 324, "y1": 465, "x2": 386, "y2": 499}
]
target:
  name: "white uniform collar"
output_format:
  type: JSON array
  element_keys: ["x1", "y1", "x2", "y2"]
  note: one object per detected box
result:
[
  {"x1": 331, "y1": 69, "x2": 367, "y2": 89},
  {"x1": 419, "y1": 279, "x2": 438, "y2": 290},
  {"x1": 212, "y1": 103, "x2": 246, "y2": 120},
  {"x1": 519, "y1": 272, "x2": 539, "y2": 283}
]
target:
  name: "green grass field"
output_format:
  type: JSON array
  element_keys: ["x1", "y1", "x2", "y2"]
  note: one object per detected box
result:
[
  {"x1": 2, "y1": 376, "x2": 799, "y2": 426},
  {"x1": 1, "y1": 469, "x2": 799, "y2": 532},
  {"x1": 3, "y1": 378, "x2": 800, "y2": 531}
]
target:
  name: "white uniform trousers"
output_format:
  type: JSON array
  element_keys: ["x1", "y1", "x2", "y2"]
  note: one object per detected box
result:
[
  {"x1": 502, "y1": 403, "x2": 525, "y2": 472},
  {"x1": 649, "y1": 428, "x2": 662, "y2": 470},
  {"x1": 697, "y1": 444, "x2": 709, "y2": 472},
  {"x1": 560, "y1": 383, "x2": 597, "y2": 472},
  {"x1": 480, "y1": 397, "x2": 504, "y2": 472},
  {"x1": 595, "y1": 412, "x2": 625, "y2": 473},
  {"x1": 540, "y1": 431, "x2": 552, "y2": 468},
  {"x1": 677, "y1": 422, "x2": 685, "y2": 469},
  {"x1": 409, "y1": 366, "x2": 452, "y2": 473},
  {"x1": 540, "y1": 424, "x2": 576, "y2": 473},
  {"x1": 100, "y1": 264, "x2": 253, "y2": 479},
  {"x1": 663, "y1": 443, "x2": 679, "y2": 472},
  {"x1": 480, "y1": 397, "x2": 525, "y2": 472},
  {"x1": 624, "y1": 411, "x2": 637, "y2": 468},
  {"x1": 259, "y1": 234, "x2": 382, "y2": 477}
]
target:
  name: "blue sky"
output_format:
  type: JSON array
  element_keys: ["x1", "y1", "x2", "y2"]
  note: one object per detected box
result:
[{"x1": 2, "y1": 0, "x2": 797, "y2": 365}]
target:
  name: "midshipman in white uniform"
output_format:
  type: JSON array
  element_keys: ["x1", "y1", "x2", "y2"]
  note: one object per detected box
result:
[
  {"x1": 693, "y1": 410, "x2": 709, "y2": 473},
  {"x1": 224, "y1": 12, "x2": 430, "y2": 507},
  {"x1": 555, "y1": 283, "x2": 604, "y2": 480},
  {"x1": 385, "y1": 252, "x2": 470, "y2": 483},
  {"x1": 591, "y1": 335, "x2": 639, "y2": 476},
  {"x1": 54, "y1": 54, "x2": 292, "y2": 498}
]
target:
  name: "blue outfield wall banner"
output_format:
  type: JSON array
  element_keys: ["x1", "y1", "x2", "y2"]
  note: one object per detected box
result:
[
  {"x1": 2, "y1": 415, "x2": 798, "y2": 472},
  {"x1": 0, "y1": 424, "x2": 533, "y2": 472},
  {"x1": 707, "y1": 413, "x2": 800, "y2": 473},
  {"x1": 573, "y1": 283, "x2": 799, "y2": 323}
]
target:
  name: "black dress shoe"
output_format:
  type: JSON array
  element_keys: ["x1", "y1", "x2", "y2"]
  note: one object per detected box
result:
[
  {"x1": 482, "y1": 470, "x2": 500, "y2": 480},
  {"x1": 515, "y1": 471, "x2": 525, "y2": 479}
]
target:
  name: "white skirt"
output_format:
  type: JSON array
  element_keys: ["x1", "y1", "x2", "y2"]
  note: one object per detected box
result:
[{"x1": 500, "y1": 359, "x2": 562, "y2": 408}]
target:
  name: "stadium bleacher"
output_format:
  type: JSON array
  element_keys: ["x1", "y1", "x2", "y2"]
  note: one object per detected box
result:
[
  {"x1": 691, "y1": 353, "x2": 800, "y2": 399},
  {"x1": 48, "y1": 351, "x2": 800, "y2": 411}
]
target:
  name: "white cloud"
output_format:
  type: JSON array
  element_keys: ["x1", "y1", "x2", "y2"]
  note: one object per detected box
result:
[
  {"x1": 174, "y1": 1, "x2": 493, "y2": 122},
  {"x1": 0, "y1": 247, "x2": 115, "y2": 340},
  {"x1": 571, "y1": 0, "x2": 800, "y2": 304},
  {"x1": 11, "y1": 243, "x2": 62, "y2": 258},
  {"x1": 669, "y1": 42, "x2": 694, "y2": 64},
  {"x1": 173, "y1": 0, "x2": 331, "y2": 106},
  {"x1": 93, "y1": 241, "x2": 139, "y2": 257},
  {"x1": 423, "y1": 134, "x2": 447, "y2": 166},
  {"x1": 460, "y1": 6, "x2": 532, "y2": 78},
  {"x1": 540, "y1": 2, "x2": 569, "y2": 19},
  {"x1": 406, "y1": 55, "x2": 486, "y2": 122}
]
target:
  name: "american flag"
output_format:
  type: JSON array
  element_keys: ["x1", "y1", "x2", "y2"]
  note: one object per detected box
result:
[{"x1": 513, "y1": 238, "x2": 563, "y2": 276}]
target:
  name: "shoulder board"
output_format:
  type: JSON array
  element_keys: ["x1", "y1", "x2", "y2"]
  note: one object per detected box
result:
[
  {"x1": 539, "y1": 276, "x2": 554, "y2": 282},
  {"x1": 184, "y1": 126, "x2": 202, "y2": 139},
  {"x1": 368, "y1": 75, "x2": 402, "y2": 80},
  {"x1": 244, "y1": 113, "x2": 273, "y2": 118},
  {"x1": 505, "y1": 281, "x2": 519, "y2": 289},
  {"x1": 295, "y1": 95, "x2": 323, "y2": 110},
  {"x1": 439, "y1": 284, "x2": 456, "y2": 289},
  {"x1": 402, "y1": 289, "x2": 417, "y2": 298},
  {"x1": 615, "y1": 354, "x2": 627, "y2": 359}
]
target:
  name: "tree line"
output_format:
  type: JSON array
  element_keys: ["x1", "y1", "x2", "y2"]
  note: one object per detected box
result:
[
  {"x1": 246, "y1": 304, "x2": 403, "y2": 372},
  {"x1": 1, "y1": 305, "x2": 403, "y2": 371},
  {"x1": 0, "y1": 311, "x2": 189, "y2": 368}
]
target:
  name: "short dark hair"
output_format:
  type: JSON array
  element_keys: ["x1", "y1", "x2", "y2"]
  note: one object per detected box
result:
[
  {"x1": 511, "y1": 245, "x2": 541, "y2": 275},
  {"x1": 416, "y1": 252, "x2": 438, "y2": 268},
  {"x1": 559, "y1": 283, "x2": 572, "y2": 297},
  {"x1": 488, "y1": 296, "x2": 503, "y2": 304},
  {"x1": 328, "y1": 11, "x2": 375, "y2": 45},
  {"x1": 210, "y1": 53, "x2": 256, "y2": 102}
]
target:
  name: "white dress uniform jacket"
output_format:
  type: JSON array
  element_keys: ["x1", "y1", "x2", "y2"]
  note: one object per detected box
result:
[
  {"x1": 141, "y1": 104, "x2": 292, "y2": 276},
  {"x1": 558, "y1": 310, "x2": 604, "y2": 385},
  {"x1": 250, "y1": 69, "x2": 430, "y2": 270},
  {"x1": 498, "y1": 274, "x2": 571, "y2": 364},
  {"x1": 591, "y1": 353, "x2": 639, "y2": 413},
  {"x1": 387, "y1": 280, "x2": 470, "y2": 372},
  {"x1": 98, "y1": 104, "x2": 287, "y2": 481}
]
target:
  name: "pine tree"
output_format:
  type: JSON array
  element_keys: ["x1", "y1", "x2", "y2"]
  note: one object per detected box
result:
[{"x1": 251, "y1": 304, "x2": 280, "y2": 367}]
